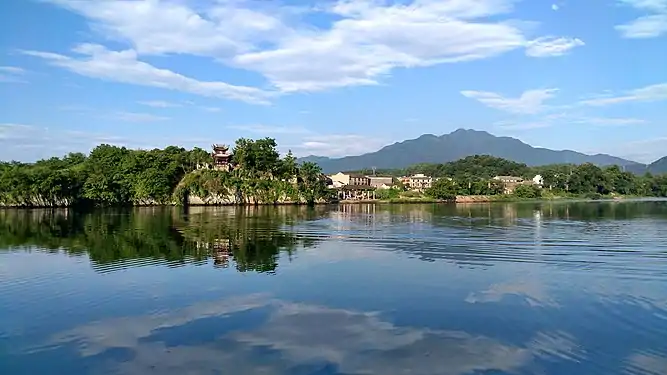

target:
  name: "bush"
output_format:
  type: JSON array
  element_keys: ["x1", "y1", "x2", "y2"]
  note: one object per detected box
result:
[
  {"x1": 425, "y1": 179, "x2": 457, "y2": 200},
  {"x1": 583, "y1": 192, "x2": 603, "y2": 200},
  {"x1": 375, "y1": 188, "x2": 400, "y2": 200},
  {"x1": 513, "y1": 184, "x2": 542, "y2": 199}
]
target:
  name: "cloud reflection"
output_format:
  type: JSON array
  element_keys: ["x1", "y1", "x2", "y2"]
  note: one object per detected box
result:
[
  {"x1": 625, "y1": 351, "x2": 667, "y2": 375},
  {"x1": 37, "y1": 295, "x2": 584, "y2": 375},
  {"x1": 465, "y1": 280, "x2": 559, "y2": 308}
]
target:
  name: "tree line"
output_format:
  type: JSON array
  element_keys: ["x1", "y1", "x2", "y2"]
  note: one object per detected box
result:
[
  {"x1": 348, "y1": 155, "x2": 667, "y2": 200},
  {"x1": 419, "y1": 156, "x2": 667, "y2": 200},
  {"x1": 0, "y1": 138, "x2": 328, "y2": 207}
]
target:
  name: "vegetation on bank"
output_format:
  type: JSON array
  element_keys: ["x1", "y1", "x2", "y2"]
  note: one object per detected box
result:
[
  {"x1": 0, "y1": 138, "x2": 328, "y2": 207},
  {"x1": 358, "y1": 155, "x2": 667, "y2": 201},
  {"x1": 3, "y1": 144, "x2": 667, "y2": 208}
]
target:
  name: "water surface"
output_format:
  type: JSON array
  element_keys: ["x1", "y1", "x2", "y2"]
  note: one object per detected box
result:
[{"x1": 1, "y1": 202, "x2": 666, "y2": 375}]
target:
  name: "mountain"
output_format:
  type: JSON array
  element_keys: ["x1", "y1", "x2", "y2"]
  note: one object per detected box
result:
[
  {"x1": 648, "y1": 157, "x2": 667, "y2": 174},
  {"x1": 299, "y1": 129, "x2": 643, "y2": 173}
]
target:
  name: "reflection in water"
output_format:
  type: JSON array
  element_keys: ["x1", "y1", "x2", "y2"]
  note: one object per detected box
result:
[
  {"x1": 0, "y1": 206, "x2": 327, "y2": 273},
  {"x1": 36, "y1": 295, "x2": 584, "y2": 375},
  {"x1": 1, "y1": 201, "x2": 667, "y2": 375}
]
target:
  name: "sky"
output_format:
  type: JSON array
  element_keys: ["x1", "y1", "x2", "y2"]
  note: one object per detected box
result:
[{"x1": 1, "y1": 0, "x2": 666, "y2": 164}]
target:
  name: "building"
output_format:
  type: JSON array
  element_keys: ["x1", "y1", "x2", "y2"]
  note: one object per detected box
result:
[
  {"x1": 211, "y1": 144, "x2": 233, "y2": 171},
  {"x1": 328, "y1": 172, "x2": 348, "y2": 188},
  {"x1": 350, "y1": 174, "x2": 371, "y2": 186},
  {"x1": 329, "y1": 172, "x2": 371, "y2": 187},
  {"x1": 338, "y1": 185, "x2": 376, "y2": 200},
  {"x1": 368, "y1": 176, "x2": 394, "y2": 189},
  {"x1": 408, "y1": 174, "x2": 433, "y2": 191},
  {"x1": 532, "y1": 174, "x2": 544, "y2": 186},
  {"x1": 493, "y1": 175, "x2": 543, "y2": 194},
  {"x1": 493, "y1": 176, "x2": 524, "y2": 184},
  {"x1": 327, "y1": 172, "x2": 375, "y2": 200}
]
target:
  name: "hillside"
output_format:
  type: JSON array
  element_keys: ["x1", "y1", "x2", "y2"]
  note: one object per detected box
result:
[
  {"x1": 648, "y1": 157, "x2": 667, "y2": 174},
  {"x1": 300, "y1": 129, "x2": 643, "y2": 173}
]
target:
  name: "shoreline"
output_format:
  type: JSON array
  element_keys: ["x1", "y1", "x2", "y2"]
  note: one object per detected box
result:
[{"x1": 2, "y1": 195, "x2": 664, "y2": 209}]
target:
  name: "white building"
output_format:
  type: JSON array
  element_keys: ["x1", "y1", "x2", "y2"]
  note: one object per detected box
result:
[
  {"x1": 532, "y1": 174, "x2": 544, "y2": 186},
  {"x1": 408, "y1": 174, "x2": 433, "y2": 191},
  {"x1": 328, "y1": 172, "x2": 350, "y2": 188}
]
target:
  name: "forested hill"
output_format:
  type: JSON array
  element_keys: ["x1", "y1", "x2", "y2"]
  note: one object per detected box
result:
[{"x1": 299, "y1": 129, "x2": 642, "y2": 173}]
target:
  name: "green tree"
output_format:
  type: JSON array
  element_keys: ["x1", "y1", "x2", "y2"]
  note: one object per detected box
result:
[
  {"x1": 297, "y1": 162, "x2": 327, "y2": 205},
  {"x1": 513, "y1": 184, "x2": 542, "y2": 199},
  {"x1": 425, "y1": 178, "x2": 458, "y2": 200}
]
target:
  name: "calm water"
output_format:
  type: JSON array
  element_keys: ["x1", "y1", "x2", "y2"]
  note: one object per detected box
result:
[{"x1": 1, "y1": 202, "x2": 667, "y2": 375}]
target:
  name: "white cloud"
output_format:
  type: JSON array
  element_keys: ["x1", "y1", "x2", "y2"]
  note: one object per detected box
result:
[
  {"x1": 493, "y1": 121, "x2": 552, "y2": 130},
  {"x1": 232, "y1": 0, "x2": 531, "y2": 92},
  {"x1": 0, "y1": 123, "x2": 130, "y2": 161},
  {"x1": 291, "y1": 134, "x2": 391, "y2": 157},
  {"x1": 228, "y1": 124, "x2": 310, "y2": 134},
  {"x1": 199, "y1": 106, "x2": 222, "y2": 112},
  {"x1": 572, "y1": 116, "x2": 647, "y2": 126},
  {"x1": 138, "y1": 100, "x2": 182, "y2": 108},
  {"x1": 44, "y1": 0, "x2": 288, "y2": 57},
  {"x1": 608, "y1": 137, "x2": 667, "y2": 163},
  {"x1": 21, "y1": 44, "x2": 274, "y2": 104},
  {"x1": 616, "y1": 0, "x2": 667, "y2": 38},
  {"x1": 114, "y1": 111, "x2": 170, "y2": 122},
  {"x1": 0, "y1": 66, "x2": 27, "y2": 83},
  {"x1": 461, "y1": 88, "x2": 558, "y2": 114},
  {"x1": 551, "y1": 4, "x2": 559, "y2": 11},
  {"x1": 0, "y1": 66, "x2": 25, "y2": 74},
  {"x1": 616, "y1": 14, "x2": 667, "y2": 37},
  {"x1": 579, "y1": 82, "x2": 667, "y2": 106},
  {"x1": 525, "y1": 37, "x2": 584, "y2": 57},
  {"x1": 493, "y1": 112, "x2": 647, "y2": 132},
  {"x1": 37, "y1": 0, "x2": 582, "y2": 94}
]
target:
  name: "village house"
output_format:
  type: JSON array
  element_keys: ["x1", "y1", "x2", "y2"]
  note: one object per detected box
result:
[
  {"x1": 350, "y1": 174, "x2": 371, "y2": 186},
  {"x1": 328, "y1": 172, "x2": 375, "y2": 200},
  {"x1": 328, "y1": 172, "x2": 351, "y2": 188},
  {"x1": 407, "y1": 174, "x2": 433, "y2": 191},
  {"x1": 493, "y1": 176, "x2": 524, "y2": 194},
  {"x1": 532, "y1": 174, "x2": 544, "y2": 186},
  {"x1": 367, "y1": 176, "x2": 394, "y2": 190},
  {"x1": 338, "y1": 185, "x2": 376, "y2": 200},
  {"x1": 493, "y1": 175, "x2": 544, "y2": 194},
  {"x1": 493, "y1": 176, "x2": 524, "y2": 184}
]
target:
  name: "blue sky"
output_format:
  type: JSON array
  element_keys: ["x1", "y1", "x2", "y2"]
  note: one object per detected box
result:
[{"x1": 1, "y1": 0, "x2": 666, "y2": 163}]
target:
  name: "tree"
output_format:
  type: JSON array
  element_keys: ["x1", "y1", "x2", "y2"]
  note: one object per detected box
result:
[
  {"x1": 425, "y1": 178, "x2": 457, "y2": 200},
  {"x1": 513, "y1": 184, "x2": 542, "y2": 199},
  {"x1": 233, "y1": 137, "x2": 281, "y2": 177},
  {"x1": 280, "y1": 150, "x2": 298, "y2": 180},
  {"x1": 297, "y1": 162, "x2": 327, "y2": 205}
]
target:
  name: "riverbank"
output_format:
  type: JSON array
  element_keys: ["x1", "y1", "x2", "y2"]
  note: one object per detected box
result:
[
  {"x1": 339, "y1": 193, "x2": 656, "y2": 205},
  {"x1": 0, "y1": 192, "x2": 658, "y2": 208}
]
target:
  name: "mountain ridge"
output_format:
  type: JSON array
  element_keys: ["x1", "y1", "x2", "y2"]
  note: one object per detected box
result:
[{"x1": 299, "y1": 128, "x2": 659, "y2": 174}]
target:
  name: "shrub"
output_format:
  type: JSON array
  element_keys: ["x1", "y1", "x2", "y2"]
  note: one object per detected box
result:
[{"x1": 513, "y1": 184, "x2": 542, "y2": 199}]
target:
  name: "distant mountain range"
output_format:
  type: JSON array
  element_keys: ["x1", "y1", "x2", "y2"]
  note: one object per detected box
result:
[{"x1": 299, "y1": 129, "x2": 667, "y2": 174}]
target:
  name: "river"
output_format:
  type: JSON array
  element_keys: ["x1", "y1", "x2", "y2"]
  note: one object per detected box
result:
[{"x1": 1, "y1": 201, "x2": 666, "y2": 375}]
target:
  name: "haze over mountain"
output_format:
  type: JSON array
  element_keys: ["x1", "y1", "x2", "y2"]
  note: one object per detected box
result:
[{"x1": 300, "y1": 129, "x2": 651, "y2": 174}]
